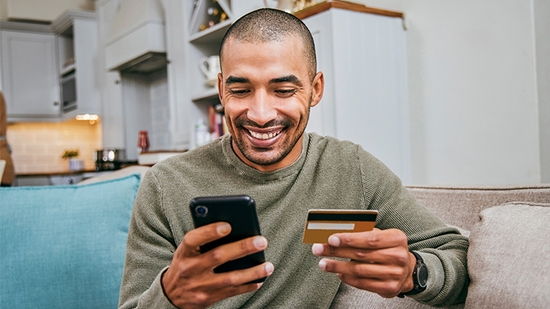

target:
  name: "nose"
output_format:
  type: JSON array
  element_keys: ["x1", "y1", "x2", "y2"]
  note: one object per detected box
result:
[{"x1": 247, "y1": 90, "x2": 278, "y2": 127}]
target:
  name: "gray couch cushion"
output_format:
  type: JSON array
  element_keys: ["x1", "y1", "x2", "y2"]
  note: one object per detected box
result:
[
  {"x1": 465, "y1": 202, "x2": 550, "y2": 309},
  {"x1": 406, "y1": 185, "x2": 550, "y2": 231}
]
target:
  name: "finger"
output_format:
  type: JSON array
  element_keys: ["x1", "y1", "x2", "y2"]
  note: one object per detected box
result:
[
  {"x1": 329, "y1": 228, "x2": 408, "y2": 251},
  {"x1": 176, "y1": 222, "x2": 232, "y2": 258},
  {"x1": 313, "y1": 243, "x2": 408, "y2": 265},
  {"x1": 319, "y1": 259, "x2": 405, "y2": 280},
  {"x1": 212, "y1": 262, "x2": 274, "y2": 289},
  {"x1": 203, "y1": 236, "x2": 268, "y2": 269}
]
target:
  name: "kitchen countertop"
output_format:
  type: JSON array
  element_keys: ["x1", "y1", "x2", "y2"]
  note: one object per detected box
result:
[
  {"x1": 14, "y1": 169, "x2": 120, "y2": 186},
  {"x1": 16, "y1": 169, "x2": 99, "y2": 177},
  {"x1": 16, "y1": 169, "x2": 115, "y2": 178}
]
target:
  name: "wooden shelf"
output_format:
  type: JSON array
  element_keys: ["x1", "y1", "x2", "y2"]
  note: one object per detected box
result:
[{"x1": 294, "y1": 0, "x2": 403, "y2": 20}]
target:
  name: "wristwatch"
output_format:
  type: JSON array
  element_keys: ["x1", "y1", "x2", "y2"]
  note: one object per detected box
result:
[{"x1": 397, "y1": 251, "x2": 428, "y2": 298}]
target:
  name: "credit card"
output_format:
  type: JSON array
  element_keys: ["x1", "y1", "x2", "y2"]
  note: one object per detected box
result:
[{"x1": 302, "y1": 209, "x2": 378, "y2": 244}]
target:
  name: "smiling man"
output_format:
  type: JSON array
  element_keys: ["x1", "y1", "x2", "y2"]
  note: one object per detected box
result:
[
  {"x1": 219, "y1": 31, "x2": 323, "y2": 172},
  {"x1": 118, "y1": 8, "x2": 468, "y2": 309}
]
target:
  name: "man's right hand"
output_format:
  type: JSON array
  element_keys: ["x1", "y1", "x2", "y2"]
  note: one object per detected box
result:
[{"x1": 161, "y1": 222, "x2": 274, "y2": 309}]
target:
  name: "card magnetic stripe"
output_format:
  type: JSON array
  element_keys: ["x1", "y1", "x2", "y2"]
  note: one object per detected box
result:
[{"x1": 307, "y1": 213, "x2": 377, "y2": 222}]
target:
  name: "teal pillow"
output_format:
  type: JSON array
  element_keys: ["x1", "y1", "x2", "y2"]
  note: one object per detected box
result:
[{"x1": 0, "y1": 174, "x2": 141, "y2": 309}]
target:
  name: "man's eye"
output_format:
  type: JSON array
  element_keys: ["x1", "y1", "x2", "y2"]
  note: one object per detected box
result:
[
  {"x1": 275, "y1": 89, "x2": 296, "y2": 96},
  {"x1": 229, "y1": 89, "x2": 250, "y2": 95}
]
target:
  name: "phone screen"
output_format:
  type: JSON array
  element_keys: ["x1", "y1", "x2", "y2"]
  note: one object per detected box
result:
[{"x1": 189, "y1": 195, "x2": 266, "y2": 282}]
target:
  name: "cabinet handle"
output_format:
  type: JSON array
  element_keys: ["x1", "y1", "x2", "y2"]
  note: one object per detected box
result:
[{"x1": 54, "y1": 101, "x2": 59, "y2": 106}]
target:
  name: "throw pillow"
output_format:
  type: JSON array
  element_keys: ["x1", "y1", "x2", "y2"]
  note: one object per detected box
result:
[
  {"x1": 465, "y1": 202, "x2": 550, "y2": 309},
  {"x1": 0, "y1": 174, "x2": 141, "y2": 309}
]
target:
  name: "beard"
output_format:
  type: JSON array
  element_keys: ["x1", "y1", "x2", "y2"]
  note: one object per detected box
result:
[{"x1": 231, "y1": 105, "x2": 311, "y2": 167}]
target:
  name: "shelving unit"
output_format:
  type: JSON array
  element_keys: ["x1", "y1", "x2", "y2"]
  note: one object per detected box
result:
[{"x1": 163, "y1": 0, "x2": 260, "y2": 149}]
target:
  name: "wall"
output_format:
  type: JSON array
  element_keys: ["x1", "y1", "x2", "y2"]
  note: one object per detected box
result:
[
  {"x1": 356, "y1": 0, "x2": 545, "y2": 185},
  {"x1": 534, "y1": 0, "x2": 550, "y2": 182},
  {"x1": 7, "y1": 119, "x2": 102, "y2": 173}
]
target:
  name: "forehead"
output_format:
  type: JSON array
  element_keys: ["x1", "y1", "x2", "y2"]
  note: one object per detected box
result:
[
  {"x1": 222, "y1": 34, "x2": 305, "y2": 58},
  {"x1": 221, "y1": 36, "x2": 307, "y2": 69}
]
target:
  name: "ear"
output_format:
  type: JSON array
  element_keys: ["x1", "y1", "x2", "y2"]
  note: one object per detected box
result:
[
  {"x1": 310, "y1": 71, "x2": 324, "y2": 107},
  {"x1": 217, "y1": 72, "x2": 224, "y2": 104}
]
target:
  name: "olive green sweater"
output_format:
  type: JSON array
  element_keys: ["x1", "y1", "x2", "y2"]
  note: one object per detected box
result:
[{"x1": 118, "y1": 133, "x2": 468, "y2": 309}]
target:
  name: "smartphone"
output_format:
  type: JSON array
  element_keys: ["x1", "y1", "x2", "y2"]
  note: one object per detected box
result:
[
  {"x1": 302, "y1": 209, "x2": 378, "y2": 244},
  {"x1": 189, "y1": 195, "x2": 266, "y2": 282}
]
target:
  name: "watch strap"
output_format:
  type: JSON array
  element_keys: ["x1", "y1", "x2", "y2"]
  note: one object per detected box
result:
[{"x1": 397, "y1": 251, "x2": 427, "y2": 298}]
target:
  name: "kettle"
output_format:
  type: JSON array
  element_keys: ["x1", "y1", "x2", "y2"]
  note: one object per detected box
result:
[{"x1": 263, "y1": 0, "x2": 295, "y2": 13}]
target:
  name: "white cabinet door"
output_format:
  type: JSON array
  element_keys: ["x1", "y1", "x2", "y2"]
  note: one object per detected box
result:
[
  {"x1": 1, "y1": 30, "x2": 61, "y2": 120},
  {"x1": 303, "y1": 8, "x2": 411, "y2": 182}
]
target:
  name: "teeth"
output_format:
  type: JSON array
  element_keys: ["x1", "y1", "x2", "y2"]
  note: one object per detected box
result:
[{"x1": 250, "y1": 130, "x2": 280, "y2": 140}]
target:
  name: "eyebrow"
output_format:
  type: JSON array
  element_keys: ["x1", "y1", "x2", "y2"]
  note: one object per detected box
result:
[
  {"x1": 224, "y1": 75, "x2": 303, "y2": 87},
  {"x1": 270, "y1": 75, "x2": 303, "y2": 87},
  {"x1": 225, "y1": 76, "x2": 250, "y2": 85}
]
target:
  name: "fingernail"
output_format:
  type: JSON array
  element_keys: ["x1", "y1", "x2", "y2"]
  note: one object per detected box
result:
[
  {"x1": 217, "y1": 223, "x2": 231, "y2": 234},
  {"x1": 265, "y1": 262, "x2": 274, "y2": 275},
  {"x1": 253, "y1": 236, "x2": 267, "y2": 249},
  {"x1": 328, "y1": 235, "x2": 340, "y2": 246},
  {"x1": 319, "y1": 259, "x2": 327, "y2": 271},
  {"x1": 312, "y1": 243, "x2": 324, "y2": 255}
]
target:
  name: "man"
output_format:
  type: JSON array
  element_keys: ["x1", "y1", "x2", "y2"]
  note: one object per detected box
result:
[{"x1": 119, "y1": 8, "x2": 468, "y2": 309}]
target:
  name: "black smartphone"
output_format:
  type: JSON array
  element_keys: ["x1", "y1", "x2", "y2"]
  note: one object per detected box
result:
[{"x1": 189, "y1": 195, "x2": 266, "y2": 282}]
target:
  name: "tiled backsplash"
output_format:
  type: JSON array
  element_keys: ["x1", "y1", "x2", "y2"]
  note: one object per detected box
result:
[{"x1": 6, "y1": 119, "x2": 102, "y2": 174}]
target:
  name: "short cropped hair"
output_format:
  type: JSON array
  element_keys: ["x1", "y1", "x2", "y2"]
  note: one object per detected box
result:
[{"x1": 220, "y1": 8, "x2": 317, "y2": 80}]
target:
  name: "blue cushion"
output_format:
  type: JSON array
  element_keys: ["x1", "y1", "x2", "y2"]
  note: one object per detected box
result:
[{"x1": 0, "y1": 174, "x2": 141, "y2": 309}]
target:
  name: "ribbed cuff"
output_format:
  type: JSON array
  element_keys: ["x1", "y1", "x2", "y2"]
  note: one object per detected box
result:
[
  {"x1": 137, "y1": 267, "x2": 181, "y2": 309},
  {"x1": 406, "y1": 251, "x2": 445, "y2": 302}
]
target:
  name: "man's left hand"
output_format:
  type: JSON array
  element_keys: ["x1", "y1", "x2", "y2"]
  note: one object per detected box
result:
[{"x1": 312, "y1": 228, "x2": 416, "y2": 298}]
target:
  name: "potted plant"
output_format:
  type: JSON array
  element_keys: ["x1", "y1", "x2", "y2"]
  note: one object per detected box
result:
[{"x1": 62, "y1": 149, "x2": 83, "y2": 171}]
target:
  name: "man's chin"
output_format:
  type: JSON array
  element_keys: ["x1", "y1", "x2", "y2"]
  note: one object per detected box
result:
[{"x1": 243, "y1": 151, "x2": 284, "y2": 166}]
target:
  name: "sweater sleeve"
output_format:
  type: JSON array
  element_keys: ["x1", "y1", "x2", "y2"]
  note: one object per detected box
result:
[
  {"x1": 357, "y1": 147, "x2": 469, "y2": 306},
  {"x1": 118, "y1": 170, "x2": 180, "y2": 309}
]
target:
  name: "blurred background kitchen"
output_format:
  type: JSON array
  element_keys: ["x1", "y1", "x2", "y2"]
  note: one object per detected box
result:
[{"x1": 1, "y1": 0, "x2": 549, "y2": 186}]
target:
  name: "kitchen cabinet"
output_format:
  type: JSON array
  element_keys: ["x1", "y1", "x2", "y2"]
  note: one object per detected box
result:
[
  {"x1": 1, "y1": 23, "x2": 61, "y2": 121},
  {"x1": 297, "y1": 3, "x2": 411, "y2": 182},
  {"x1": 51, "y1": 10, "x2": 101, "y2": 119}
]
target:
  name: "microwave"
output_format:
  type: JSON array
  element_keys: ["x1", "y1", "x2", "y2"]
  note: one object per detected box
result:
[{"x1": 61, "y1": 71, "x2": 77, "y2": 113}]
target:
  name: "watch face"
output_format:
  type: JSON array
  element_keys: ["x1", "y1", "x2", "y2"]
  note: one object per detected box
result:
[{"x1": 418, "y1": 264, "x2": 428, "y2": 287}]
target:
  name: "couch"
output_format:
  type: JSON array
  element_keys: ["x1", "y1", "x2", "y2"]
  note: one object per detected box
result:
[{"x1": 1, "y1": 166, "x2": 549, "y2": 309}]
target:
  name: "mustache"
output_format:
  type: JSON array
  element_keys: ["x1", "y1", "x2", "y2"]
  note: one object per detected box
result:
[{"x1": 235, "y1": 116, "x2": 293, "y2": 129}]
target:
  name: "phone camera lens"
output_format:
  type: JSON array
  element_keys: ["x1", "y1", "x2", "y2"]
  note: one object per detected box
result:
[{"x1": 195, "y1": 205, "x2": 208, "y2": 217}]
